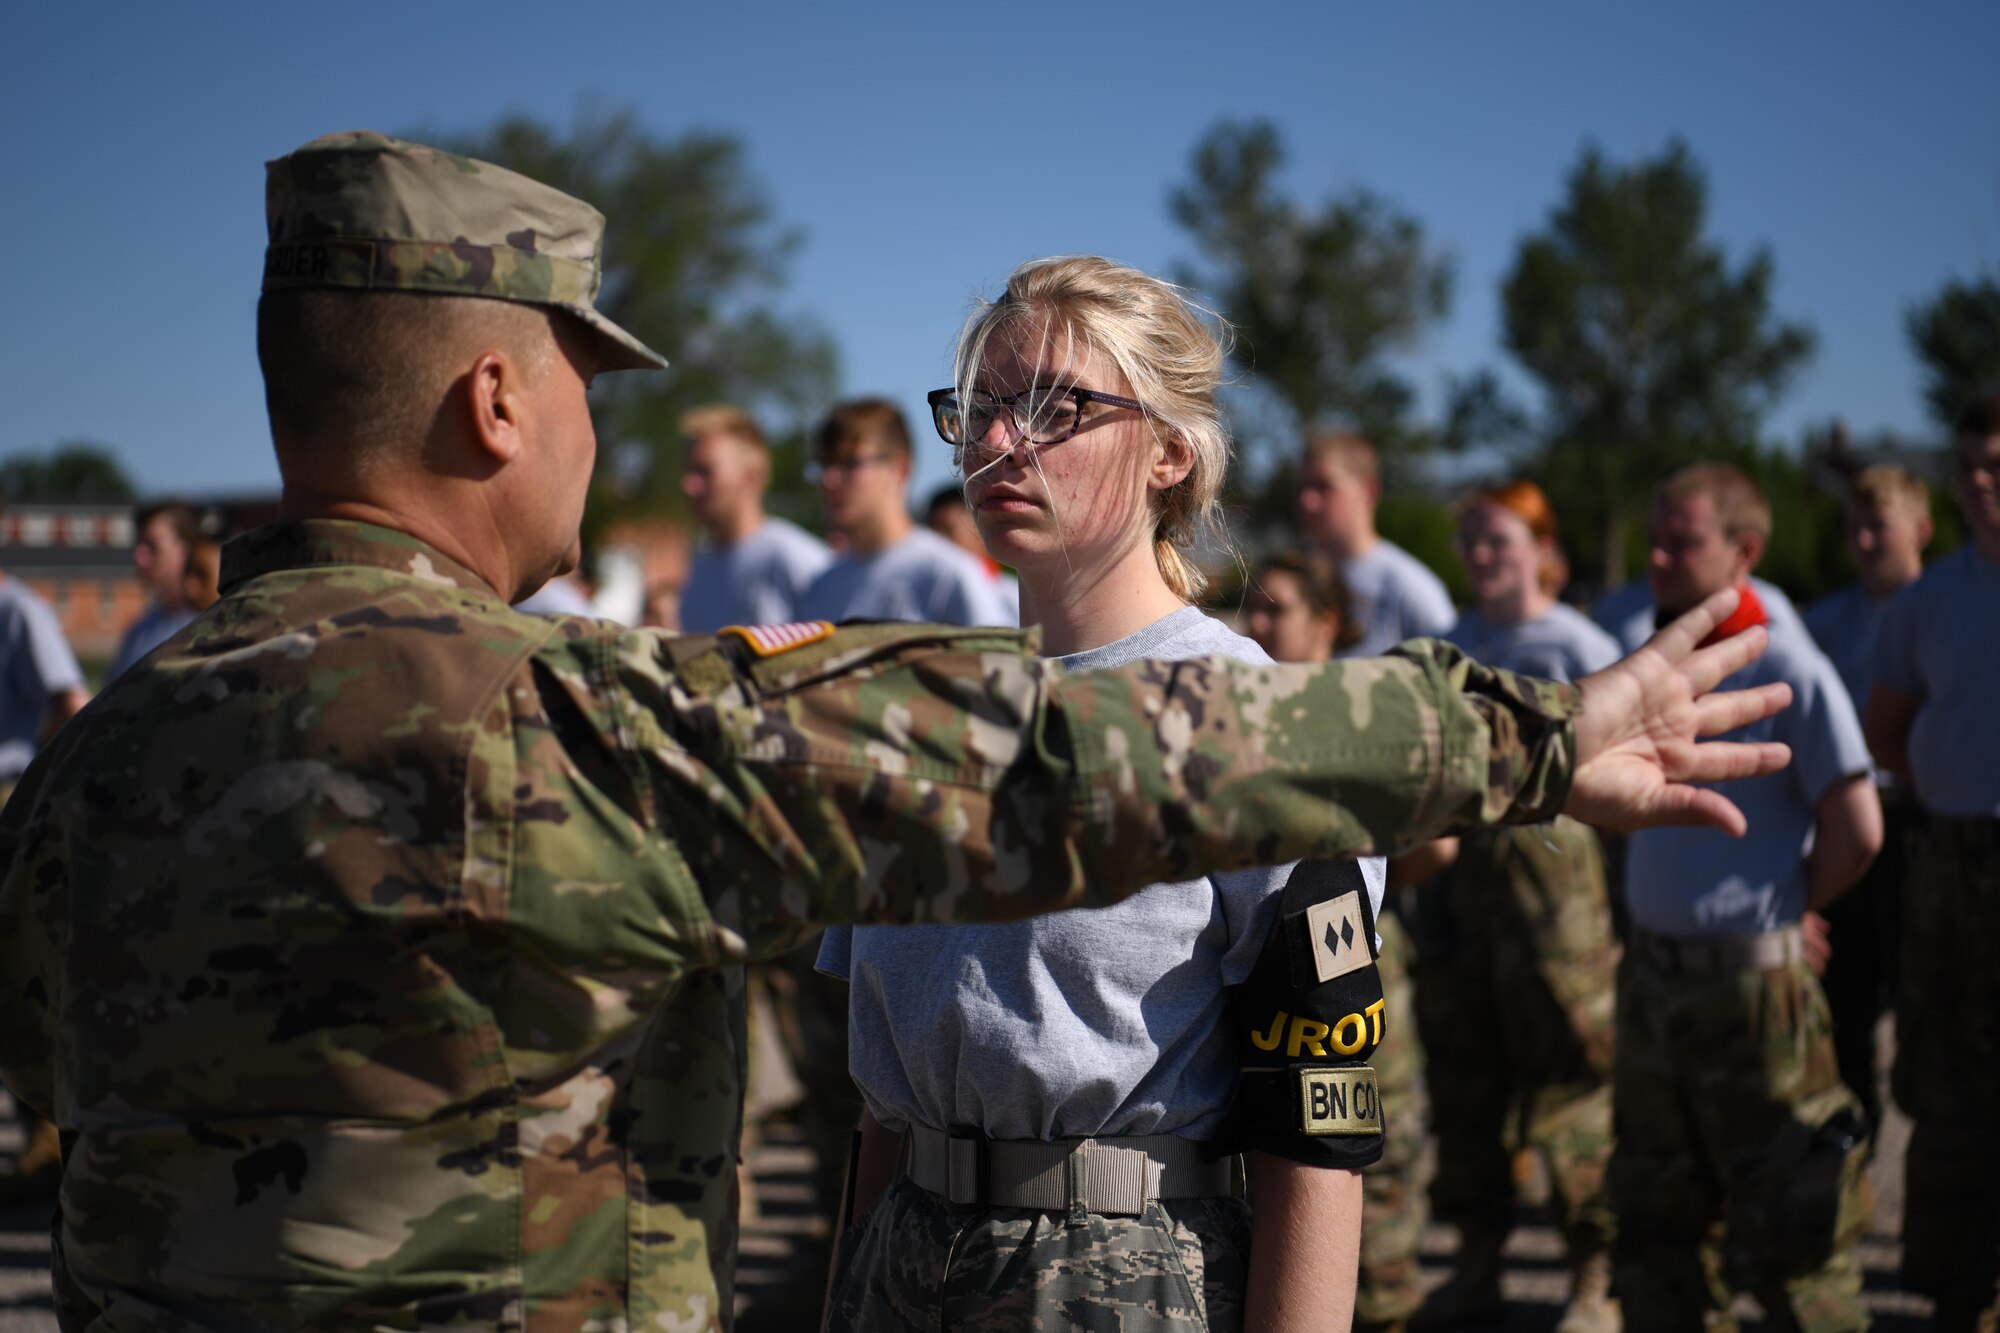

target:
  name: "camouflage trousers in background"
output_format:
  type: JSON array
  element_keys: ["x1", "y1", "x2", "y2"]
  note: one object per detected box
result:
[
  {"x1": 1818, "y1": 795, "x2": 1921, "y2": 1145},
  {"x1": 1891, "y1": 815, "x2": 2000, "y2": 1303},
  {"x1": 823, "y1": 1173, "x2": 1251, "y2": 1332},
  {"x1": 1358, "y1": 909, "x2": 1431, "y2": 1329},
  {"x1": 1610, "y1": 954, "x2": 1870, "y2": 1333},
  {"x1": 1412, "y1": 817, "x2": 1617, "y2": 1250}
]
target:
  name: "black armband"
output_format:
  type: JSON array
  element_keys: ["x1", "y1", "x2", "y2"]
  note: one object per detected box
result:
[{"x1": 1215, "y1": 857, "x2": 1387, "y2": 1169}]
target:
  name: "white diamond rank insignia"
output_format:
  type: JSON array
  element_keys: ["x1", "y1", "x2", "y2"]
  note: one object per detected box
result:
[{"x1": 1305, "y1": 890, "x2": 1373, "y2": 985}]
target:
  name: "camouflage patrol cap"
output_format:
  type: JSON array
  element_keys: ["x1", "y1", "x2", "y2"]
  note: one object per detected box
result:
[{"x1": 263, "y1": 131, "x2": 668, "y2": 372}]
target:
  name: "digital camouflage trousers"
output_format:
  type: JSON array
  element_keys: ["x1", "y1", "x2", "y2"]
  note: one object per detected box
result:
[
  {"x1": 1610, "y1": 953, "x2": 1870, "y2": 1333},
  {"x1": 1411, "y1": 817, "x2": 1617, "y2": 1249},
  {"x1": 823, "y1": 1173, "x2": 1252, "y2": 1331},
  {"x1": 1892, "y1": 815, "x2": 2000, "y2": 1302},
  {"x1": 1357, "y1": 909, "x2": 1429, "y2": 1328}
]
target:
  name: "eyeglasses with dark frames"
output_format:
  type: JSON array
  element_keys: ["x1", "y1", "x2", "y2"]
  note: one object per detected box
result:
[{"x1": 927, "y1": 385, "x2": 1146, "y2": 460}]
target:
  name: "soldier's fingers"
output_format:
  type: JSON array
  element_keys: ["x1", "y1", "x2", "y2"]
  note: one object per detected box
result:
[
  {"x1": 1648, "y1": 784, "x2": 1751, "y2": 838},
  {"x1": 1678, "y1": 624, "x2": 1771, "y2": 697},
  {"x1": 1675, "y1": 739, "x2": 1792, "y2": 786},
  {"x1": 1692, "y1": 682, "x2": 1793, "y2": 737},
  {"x1": 1643, "y1": 587, "x2": 1741, "y2": 665}
]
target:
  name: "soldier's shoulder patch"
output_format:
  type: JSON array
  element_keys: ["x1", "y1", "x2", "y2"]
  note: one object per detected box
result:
[
  {"x1": 1303, "y1": 890, "x2": 1374, "y2": 985},
  {"x1": 719, "y1": 621, "x2": 836, "y2": 657},
  {"x1": 1297, "y1": 1066, "x2": 1382, "y2": 1137}
]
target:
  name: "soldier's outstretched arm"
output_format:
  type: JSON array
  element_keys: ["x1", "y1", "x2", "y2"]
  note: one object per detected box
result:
[{"x1": 622, "y1": 593, "x2": 1788, "y2": 956}]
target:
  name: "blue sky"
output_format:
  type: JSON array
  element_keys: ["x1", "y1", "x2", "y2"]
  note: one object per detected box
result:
[{"x1": 6, "y1": 2, "x2": 1996, "y2": 504}]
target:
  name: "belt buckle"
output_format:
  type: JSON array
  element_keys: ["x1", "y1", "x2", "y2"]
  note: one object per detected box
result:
[{"x1": 945, "y1": 1126, "x2": 987, "y2": 1207}]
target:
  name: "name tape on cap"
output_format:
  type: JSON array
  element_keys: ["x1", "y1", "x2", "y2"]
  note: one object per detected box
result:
[{"x1": 1297, "y1": 1066, "x2": 1383, "y2": 1137}]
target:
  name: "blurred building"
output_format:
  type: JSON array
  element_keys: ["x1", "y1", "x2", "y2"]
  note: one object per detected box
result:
[
  {"x1": 0, "y1": 503, "x2": 145, "y2": 662},
  {"x1": 0, "y1": 493, "x2": 282, "y2": 664}
]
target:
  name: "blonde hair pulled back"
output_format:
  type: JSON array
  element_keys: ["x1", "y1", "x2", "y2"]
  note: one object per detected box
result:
[{"x1": 952, "y1": 255, "x2": 1235, "y2": 601}]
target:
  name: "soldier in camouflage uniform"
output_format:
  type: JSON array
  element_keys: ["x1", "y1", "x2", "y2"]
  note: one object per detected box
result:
[
  {"x1": 1413, "y1": 483, "x2": 1623, "y2": 1333},
  {"x1": 0, "y1": 133, "x2": 1795, "y2": 1333},
  {"x1": 1614, "y1": 465, "x2": 1881, "y2": 1333},
  {"x1": 1412, "y1": 817, "x2": 1618, "y2": 1326},
  {"x1": 1863, "y1": 400, "x2": 2000, "y2": 1332}
]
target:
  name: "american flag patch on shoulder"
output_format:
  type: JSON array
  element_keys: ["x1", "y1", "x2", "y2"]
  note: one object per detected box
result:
[{"x1": 719, "y1": 620, "x2": 837, "y2": 657}]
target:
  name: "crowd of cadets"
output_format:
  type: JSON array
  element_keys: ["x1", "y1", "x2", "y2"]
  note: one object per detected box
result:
[
  {"x1": 1, "y1": 392, "x2": 1994, "y2": 1329},
  {"x1": 619, "y1": 391, "x2": 1993, "y2": 1331}
]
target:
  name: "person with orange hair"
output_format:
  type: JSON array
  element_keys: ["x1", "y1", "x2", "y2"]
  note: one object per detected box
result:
[{"x1": 1411, "y1": 481, "x2": 1624, "y2": 1333}]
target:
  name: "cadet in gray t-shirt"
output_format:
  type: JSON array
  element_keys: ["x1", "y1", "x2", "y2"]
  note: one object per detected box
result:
[
  {"x1": 1869, "y1": 544, "x2": 2000, "y2": 816},
  {"x1": 1336, "y1": 539, "x2": 1457, "y2": 659},
  {"x1": 1625, "y1": 629, "x2": 1872, "y2": 936},
  {"x1": 818, "y1": 605, "x2": 1386, "y2": 1141},
  {"x1": 799, "y1": 526, "x2": 1012, "y2": 628},
  {"x1": 1444, "y1": 601, "x2": 1619, "y2": 685},
  {"x1": 0, "y1": 579, "x2": 86, "y2": 784},
  {"x1": 679, "y1": 515, "x2": 830, "y2": 632}
]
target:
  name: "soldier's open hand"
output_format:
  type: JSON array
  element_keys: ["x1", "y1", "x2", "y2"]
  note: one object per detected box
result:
[{"x1": 1566, "y1": 587, "x2": 1793, "y2": 836}]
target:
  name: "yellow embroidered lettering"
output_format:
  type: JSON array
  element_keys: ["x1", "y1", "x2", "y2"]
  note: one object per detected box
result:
[
  {"x1": 1331, "y1": 1011, "x2": 1367, "y2": 1055},
  {"x1": 1287, "y1": 1017, "x2": 1330, "y2": 1058},
  {"x1": 1251, "y1": 1010, "x2": 1287, "y2": 1052}
]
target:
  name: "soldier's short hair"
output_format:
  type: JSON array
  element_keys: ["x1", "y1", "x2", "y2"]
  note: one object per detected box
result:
[
  {"x1": 815, "y1": 398, "x2": 912, "y2": 462},
  {"x1": 680, "y1": 404, "x2": 768, "y2": 455},
  {"x1": 1658, "y1": 462, "x2": 1771, "y2": 542},
  {"x1": 257, "y1": 289, "x2": 561, "y2": 469},
  {"x1": 1301, "y1": 431, "x2": 1380, "y2": 487},
  {"x1": 1848, "y1": 465, "x2": 1931, "y2": 524}
]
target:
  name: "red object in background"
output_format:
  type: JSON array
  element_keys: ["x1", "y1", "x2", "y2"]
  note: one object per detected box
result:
[{"x1": 1698, "y1": 581, "x2": 1769, "y2": 649}]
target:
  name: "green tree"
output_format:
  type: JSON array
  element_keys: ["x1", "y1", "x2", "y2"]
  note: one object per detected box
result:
[
  {"x1": 1494, "y1": 139, "x2": 1815, "y2": 586},
  {"x1": 1906, "y1": 272, "x2": 2000, "y2": 426},
  {"x1": 1170, "y1": 119, "x2": 1452, "y2": 486},
  {"x1": 0, "y1": 442, "x2": 136, "y2": 504},
  {"x1": 424, "y1": 107, "x2": 838, "y2": 544}
]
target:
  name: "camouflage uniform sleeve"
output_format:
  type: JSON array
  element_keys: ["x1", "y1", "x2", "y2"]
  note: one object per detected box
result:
[{"x1": 605, "y1": 624, "x2": 1576, "y2": 962}]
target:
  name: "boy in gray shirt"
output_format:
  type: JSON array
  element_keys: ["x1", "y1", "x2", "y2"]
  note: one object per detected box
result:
[
  {"x1": 1294, "y1": 431, "x2": 1456, "y2": 657},
  {"x1": 1863, "y1": 400, "x2": 2000, "y2": 1327}
]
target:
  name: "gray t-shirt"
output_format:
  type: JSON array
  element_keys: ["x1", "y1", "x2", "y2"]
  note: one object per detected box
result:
[
  {"x1": 1336, "y1": 539, "x2": 1456, "y2": 659},
  {"x1": 818, "y1": 605, "x2": 1389, "y2": 1140},
  {"x1": 1870, "y1": 545, "x2": 2000, "y2": 816},
  {"x1": 679, "y1": 516, "x2": 831, "y2": 633},
  {"x1": 106, "y1": 602, "x2": 199, "y2": 681},
  {"x1": 1443, "y1": 603, "x2": 1620, "y2": 684},
  {"x1": 0, "y1": 578, "x2": 84, "y2": 781},
  {"x1": 799, "y1": 526, "x2": 1011, "y2": 628},
  {"x1": 1625, "y1": 627, "x2": 1871, "y2": 936},
  {"x1": 1803, "y1": 581, "x2": 1895, "y2": 716},
  {"x1": 1601, "y1": 576, "x2": 1807, "y2": 655}
]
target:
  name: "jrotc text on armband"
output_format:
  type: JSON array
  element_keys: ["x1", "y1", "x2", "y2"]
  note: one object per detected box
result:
[{"x1": 1248, "y1": 998, "x2": 1387, "y2": 1058}]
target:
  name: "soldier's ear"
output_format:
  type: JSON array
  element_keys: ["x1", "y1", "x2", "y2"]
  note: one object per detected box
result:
[{"x1": 465, "y1": 350, "x2": 527, "y2": 466}]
